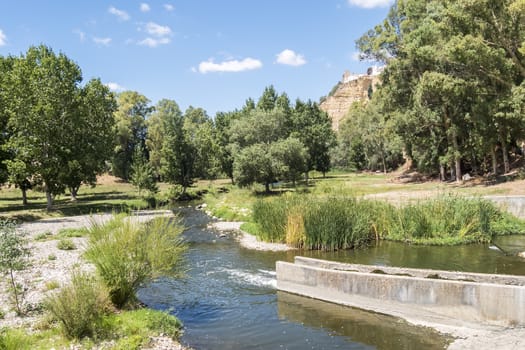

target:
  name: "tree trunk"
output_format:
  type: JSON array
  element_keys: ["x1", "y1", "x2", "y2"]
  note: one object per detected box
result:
[
  {"x1": 491, "y1": 147, "x2": 498, "y2": 175},
  {"x1": 70, "y1": 187, "x2": 79, "y2": 201},
  {"x1": 450, "y1": 161, "x2": 455, "y2": 181},
  {"x1": 45, "y1": 190, "x2": 53, "y2": 211},
  {"x1": 381, "y1": 151, "x2": 387, "y2": 174},
  {"x1": 21, "y1": 188, "x2": 28, "y2": 206},
  {"x1": 452, "y1": 132, "x2": 462, "y2": 183},
  {"x1": 439, "y1": 164, "x2": 446, "y2": 182},
  {"x1": 500, "y1": 133, "x2": 510, "y2": 174},
  {"x1": 304, "y1": 171, "x2": 309, "y2": 186},
  {"x1": 265, "y1": 182, "x2": 270, "y2": 193}
]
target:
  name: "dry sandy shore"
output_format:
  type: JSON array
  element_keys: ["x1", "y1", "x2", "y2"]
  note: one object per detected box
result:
[
  {"x1": 210, "y1": 220, "x2": 525, "y2": 350},
  {"x1": 0, "y1": 210, "x2": 186, "y2": 350}
]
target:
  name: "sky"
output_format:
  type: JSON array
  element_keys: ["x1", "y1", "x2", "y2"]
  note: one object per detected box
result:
[{"x1": 0, "y1": 0, "x2": 393, "y2": 116}]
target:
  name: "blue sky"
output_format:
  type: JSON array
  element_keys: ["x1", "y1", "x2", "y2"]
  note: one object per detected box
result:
[{"x1": 0, "y1": 0, "x2": 393, "y2": 116}]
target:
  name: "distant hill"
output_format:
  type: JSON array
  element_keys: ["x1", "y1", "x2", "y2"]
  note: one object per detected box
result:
[{"x1": 320, "y1": 67, "x2": 382, "y2": 131}]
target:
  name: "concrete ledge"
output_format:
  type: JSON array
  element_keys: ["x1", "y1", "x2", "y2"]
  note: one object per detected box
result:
[{"x1": 276, "y1": 257, "x2": 525, "y2": 327}]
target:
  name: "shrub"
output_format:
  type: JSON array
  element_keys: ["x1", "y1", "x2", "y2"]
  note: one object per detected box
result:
[
  {"x1": 45, "y1": 270, "x2": 111, "y2": 339},
  {"x1": 0, "y1": 219, "x2": 30, "y2": 315},
  {"x1": 48, "y1": 254, "x2": 57, "y2": 261},
  {"x1": 57, "y1": 239, "x2": 76, "y2": 250},
  {"x1": 85, "y1": 215, "x2": 186, "y2": 308}
]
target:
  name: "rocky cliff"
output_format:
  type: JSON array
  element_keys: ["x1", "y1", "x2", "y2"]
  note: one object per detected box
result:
[{"x1": 320, "y1": 72, "x2": 381, "y2": 131}]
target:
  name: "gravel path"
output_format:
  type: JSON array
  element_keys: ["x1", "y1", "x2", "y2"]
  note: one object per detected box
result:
[{"x1": 0, "y1": 210, "x2": 186, "y2": 349}]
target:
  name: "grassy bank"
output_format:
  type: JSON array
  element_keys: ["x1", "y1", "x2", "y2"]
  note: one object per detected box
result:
[
  {"x1": 0, "y1": 308, "x2": 182, "y2": 350},
  {"x1": 0, "y1": 213, "x2": 186, "y2": 349}
]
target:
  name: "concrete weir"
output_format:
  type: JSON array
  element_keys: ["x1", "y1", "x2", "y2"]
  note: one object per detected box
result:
[{"x1": 276, "y1": 257, "x2": 525, "y2": 328}]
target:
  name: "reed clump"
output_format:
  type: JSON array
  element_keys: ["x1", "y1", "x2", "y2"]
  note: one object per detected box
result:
[{"x1": 251, "y1": 194, "x2": 525, "y2": 249}]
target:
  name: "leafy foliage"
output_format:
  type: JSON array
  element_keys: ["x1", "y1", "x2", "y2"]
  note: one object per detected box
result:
[{"x1": 0, "y1": 220, "x2": 30, "y2": 315}]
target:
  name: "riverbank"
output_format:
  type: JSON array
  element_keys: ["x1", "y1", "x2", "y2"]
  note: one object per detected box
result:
[
  {"x1": 207, "y1": 220, "x2": 293, "y2": 251},
  {"x1": 0, "y1": 210, "x2": 187, "y2": 350},
  {"x1": 211, "y1": 218, "x2": 525, "y2": 349}
]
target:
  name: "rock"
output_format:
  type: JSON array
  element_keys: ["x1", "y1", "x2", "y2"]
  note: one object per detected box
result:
[
  {"x1": 518, "y1": 251, "x2": 525, "y2": 258},
  {"x1": 462, "y1": 173, "x2": 472, "y2": 181}
]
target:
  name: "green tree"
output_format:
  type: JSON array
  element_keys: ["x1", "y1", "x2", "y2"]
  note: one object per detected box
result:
[
  {"x1": 291, "y1": 100, "x2": 336, "y2": 177},
  {"x1": 61, "y1": 78, "x2": 117, "y2": 200},
  {"x1": 130, "y1": 145, "x2": 158, "y2": 196},
  {"x1": 160, "y1": 100, "x2": 195, "y2": 192},
  {"x1": 4, "y1": 45, "x2": 83, "y2": 209},
  {"x1": 112, "y1": 91, "x2": 152, "y2": 180}
]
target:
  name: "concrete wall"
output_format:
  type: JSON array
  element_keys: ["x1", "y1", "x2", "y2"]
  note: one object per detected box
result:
[
  {"x1": 276, "y1": 257, "x2": 525, "y2": 327},
  {"x1": 485, "y1": 196, "x2": 525, "y2": 219}
]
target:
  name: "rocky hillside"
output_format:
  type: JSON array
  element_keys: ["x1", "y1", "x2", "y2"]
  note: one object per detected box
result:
[{"x1": 320, "y1": 70, "x2": 381, "y2": 130}]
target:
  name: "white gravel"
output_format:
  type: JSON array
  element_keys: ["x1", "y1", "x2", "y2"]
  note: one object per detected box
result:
[
  {"x1": 207, "y1": 221, "x2": 295, "y2": 251},
  {"x1": 0, "y1": 210, "x2": 188, "y2": 349}
]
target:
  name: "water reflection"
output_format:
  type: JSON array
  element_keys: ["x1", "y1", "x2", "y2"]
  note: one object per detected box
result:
[{"x1": 277, "y1": 292, "x2": 451, "y2": 350}]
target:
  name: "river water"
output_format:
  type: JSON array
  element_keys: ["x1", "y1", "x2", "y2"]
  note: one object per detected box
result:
[{"x1": 139, "y1": 208, "x2": 525, "y2": 350}]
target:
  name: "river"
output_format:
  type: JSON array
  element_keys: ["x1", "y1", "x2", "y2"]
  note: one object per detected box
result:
[{"x1": 138, "y1": 207, "x2": 525, "y2": 349}]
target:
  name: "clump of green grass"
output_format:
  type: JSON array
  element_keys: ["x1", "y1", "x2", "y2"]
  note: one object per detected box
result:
[
  {"x1": 85, "y1": 215, "x2": 186, "y2": 308},
  {"x1": 57, "y1": 238, "x2": 76, "y2": 250},
  {"x1": 382, "y1": 196, "x2": 525, "y2": 244},
  {"x1": 0, "y1": 328, "x2": 32, "y2": 350},
  {"x1": 45, "y1": 270, "x2": 111, "y2": 340},
  {"x1": 34, "y1": 231, "x2": 53, "y2": 241},
  {"x1": 44, "y1": 280, "x2": 60, "y2": 291},
  {"x1": 57, "y1": 228, "x2": 87, "y2": 238},
  {"x1": 48, "y1": 254, "x2": 57, "y2": 261}
]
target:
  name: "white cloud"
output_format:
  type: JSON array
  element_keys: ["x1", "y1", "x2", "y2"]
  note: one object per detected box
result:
[
  {"x1": 105, "y1": 82, "x2": 126, "y2": 92},
  {"x1": 164, "y1": 4, "x2": 174, "y2": 11},
  {"x1": 73, "y1": 30, "x2": 85, "y2": 42},
  {"x1": 276, "y1": 49, "x2": 306, "y2": 66},
  {"x1": 144, "y1": 22, "x2": 172, "y2": 37},
  {"x1": 93, "y1": 37, "x2": 112, "y2": 46},
  {"x1": 138, "y1": 37, "x2": 171, "y2": 47},
  {"x1": 347, "y1": 0, "x2": 393, "y2": 9},
  {"x1": 0, "y1": 29, "x2": 7, "y2": 46},
  {"x1": 198, "y1": 58, "x2": 263, "y2": 74},
  {"x1": 140, "y1": 3, "x2": 150, "y2": 12},
  {"x1": 108, "y1": 6, "x2": 130, "y2": 21}
]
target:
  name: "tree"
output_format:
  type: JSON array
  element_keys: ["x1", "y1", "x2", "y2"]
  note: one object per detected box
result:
[
  {"x1": 356, "y1": 0, "x2": 525, "y2": 180},
  {"x1": 160, "y1": 100, "x2": 195, "y2": 192},
  {"x1": 291, "y1": 100, "x2": 336, "y2": 177},
  {"x1": 271, "y1": 137, "x2": 308, "y2": 186},
  {"x1": 233, "y1": 143, "x2": 277, "y2": 193},
  {"x1": 130, "y1": 145, "x2": 158, "y2": 196},
  {"x1": 61, "y1": 79, "x2": 117, "y2": 200},
  {"x1": 183, "y1": 107, "x2": 219, "y2": 180},
  {"x1": 4, "y1": 45, "x2": 83, "y2": 209},
  {"x1": 112, "y1": 91, "x2": 152, "y2": 180}
]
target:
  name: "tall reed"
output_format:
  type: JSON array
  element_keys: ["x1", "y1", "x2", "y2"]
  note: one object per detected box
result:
[{"x1": 251, "y1": 194, "x2": 525, "y2": 249}]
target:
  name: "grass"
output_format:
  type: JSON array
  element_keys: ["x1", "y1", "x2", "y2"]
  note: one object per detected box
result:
[
  {"x1": 57, "y1": 238, "x2": 76, "y2": 250},
  {"x1": 250, "y1": 194, "x2": 525, "y2": 249},
  {"x1": 0, "y1": 309, "x2": 183, "y2": 350},
  {"x1": 85, "y1": 214, "x2": 186, "y2": 308}
]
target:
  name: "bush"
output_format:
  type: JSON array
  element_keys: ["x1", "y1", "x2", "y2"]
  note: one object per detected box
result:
[
  {"x1": 85, "y1": 215, "x2": 186, "y2": 308},
  {"x1": 57, "y1": 239, "x2": 76, "y2": 250},
  {"x1": 45, "y1": 270, "x2": 111, "y2": 339}
]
